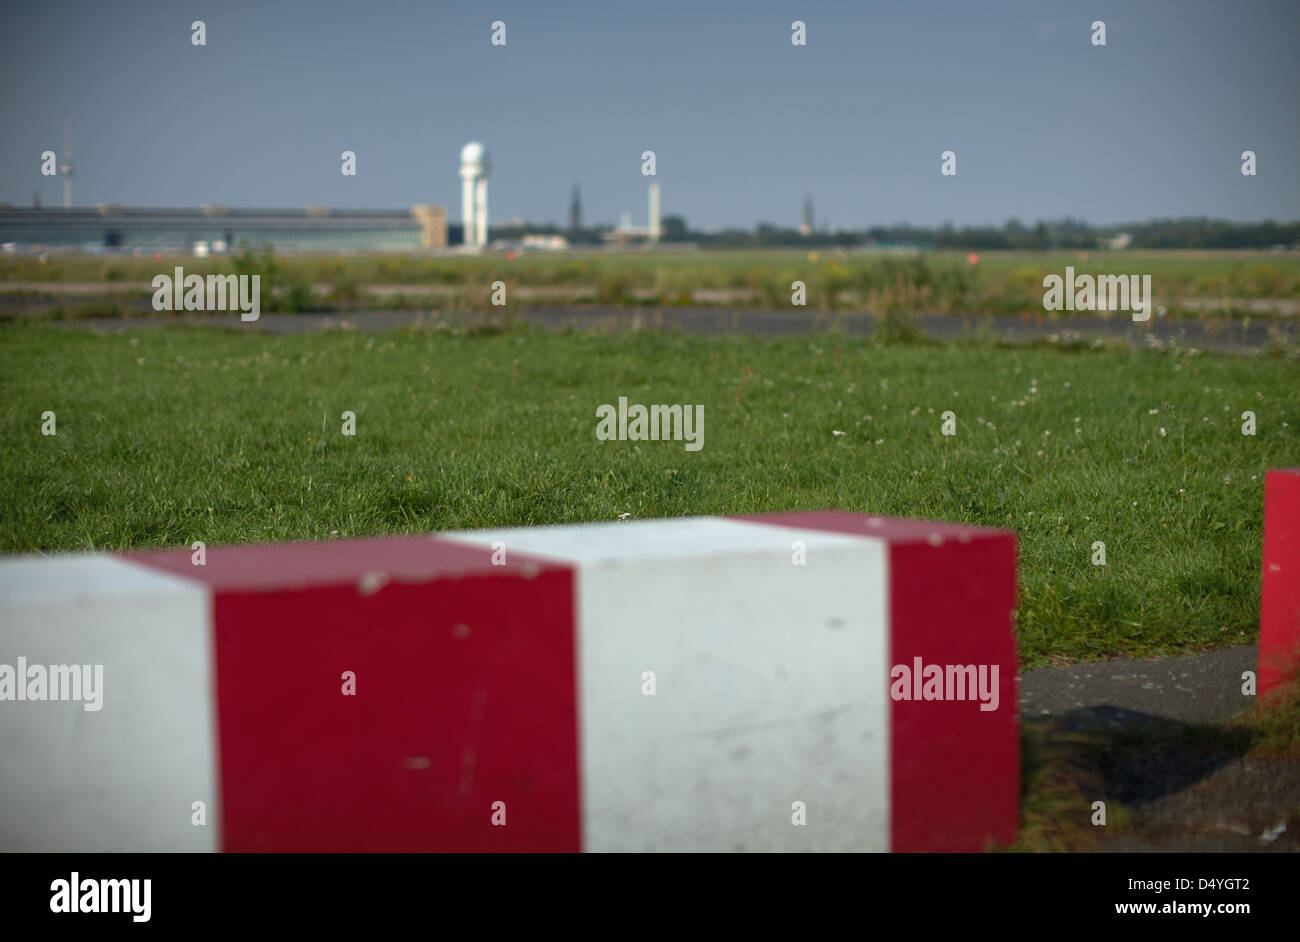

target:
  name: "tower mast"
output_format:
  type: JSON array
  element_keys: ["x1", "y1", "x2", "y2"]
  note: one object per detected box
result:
[{"x1": 60, "y1": 120, "x2": 73, "y2": 210}]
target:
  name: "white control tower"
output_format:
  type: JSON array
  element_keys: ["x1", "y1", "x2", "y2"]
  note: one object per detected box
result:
[{"x1": 459, "y1": 142, "x2": 490, "y2": 250}]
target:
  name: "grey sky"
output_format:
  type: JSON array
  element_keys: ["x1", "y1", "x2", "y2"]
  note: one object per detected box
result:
[{"x1": 2, "y1": 0, "x2": 1296, "y2": 229}]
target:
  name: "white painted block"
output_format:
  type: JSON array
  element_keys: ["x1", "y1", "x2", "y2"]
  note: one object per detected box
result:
[
  {"x1": 444, "y1": 517, "x2": 891, "y2": 851},
  {"x1": 0, "y1": 555, "x2": 217, "y2": 851}
]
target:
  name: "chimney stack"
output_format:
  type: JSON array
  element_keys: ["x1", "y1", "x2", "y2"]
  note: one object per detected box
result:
[{"x1": 648, "y1": 183, "x2": 661, "y2": 243}]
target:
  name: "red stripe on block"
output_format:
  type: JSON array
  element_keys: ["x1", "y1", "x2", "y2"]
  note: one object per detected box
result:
[
  {"x1": 1260, "y1": 469, "x2": 1300, "y2": 701},
  {"x1": 129, "y1": 538, "x2": 580, "y2": 852},
  {"x1": 737, "y1": 511, "x2": 1019, "y2": 852},
  {"x1": 886, "y1": 536, "x2": 1019, "y2": 852}
]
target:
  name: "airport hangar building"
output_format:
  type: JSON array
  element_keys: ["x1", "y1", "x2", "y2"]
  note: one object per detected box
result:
[{"x1": 0, "y1": 204, "x2": 450, "y2": 254}]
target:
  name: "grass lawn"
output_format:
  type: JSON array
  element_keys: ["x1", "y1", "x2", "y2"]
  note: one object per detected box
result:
[
  {"x1": 6, "y1": 249, "x2": 1300, "y2": 292},
  {"x1": 0, "y1": 321, "x2": 1295, "y2": 668},
  {"x1": 4, "y1": 248, "x2": 1298, "y2": 317}
]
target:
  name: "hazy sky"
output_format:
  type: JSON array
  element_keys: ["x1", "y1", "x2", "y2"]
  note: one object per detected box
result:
[{"x1": 2, "y1": 0, "x2": 1296, "y2": 229}]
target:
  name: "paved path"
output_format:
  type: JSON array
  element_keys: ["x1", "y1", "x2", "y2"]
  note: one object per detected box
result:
[
  {"x1": 1020, "y1": 645, "x2": 1259, "y2": 726},
  {"x1": 37, "y1": 306, "x2": 1296, "y2": 354},
  {"x1": 6, "y1": 282, "x2": 1298, "y2": 316},
  {"x1": 1021, "y1": 645, "x2": 1299, "y2": 852}
]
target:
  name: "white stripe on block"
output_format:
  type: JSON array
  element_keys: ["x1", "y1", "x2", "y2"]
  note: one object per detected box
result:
[
  {"x1": 444, "y1": 516, "x2": 890, "y2": 852},
  {"x1": 0, "y1": 554, "x2": 217, "y2": 851}
]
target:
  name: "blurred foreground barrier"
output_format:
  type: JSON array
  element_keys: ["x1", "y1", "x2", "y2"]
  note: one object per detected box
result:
[
  {"x1": 0, "y1": 512, "x2": 1017, "y2": 852},
  {"x1": 1260, "y1": 469, "x2": 1300, "y2": 701}
]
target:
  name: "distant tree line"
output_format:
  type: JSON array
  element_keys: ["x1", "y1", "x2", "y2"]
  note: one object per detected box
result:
[
  {"x1": 652, "y1": 215, "x2": 1300, "y2": 250},
  {"x1": 465, "y1": 217, "x2": 1300, "y2": 250}
]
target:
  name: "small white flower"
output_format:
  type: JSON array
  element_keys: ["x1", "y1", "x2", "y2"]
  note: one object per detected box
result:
[
  {"x1": 832, "y1": 430, "x2": 845, "y2": 436},
  {"x1": 1159, "y1": 428, "x2": 1166, "y2": 436},
  {"x1": 1148, "y1": 408, "x2": 1159, "y2": 415},
  {"x1": 875, "y1": 439, "x2": 884, "y2": 445},
  {"x1": 618, "y1": 512, "x2": 632, "y2": 520}
]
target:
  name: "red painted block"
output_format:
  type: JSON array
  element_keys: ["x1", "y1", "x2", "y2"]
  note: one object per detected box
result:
[
  {"x1": 1260, "y1": 469, "x2": 1300, "y2": 701},
  {"x1": 130, "y1": 537, "x2": 580, "y2": 852}
]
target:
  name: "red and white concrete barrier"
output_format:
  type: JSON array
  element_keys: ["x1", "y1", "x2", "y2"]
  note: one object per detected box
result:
[
  {"x1": 1260, "y1": 469, "x2": 1300, "y2": 701},
  {"x1": 0, "y1": 512, "x2": 1018, "y2": 852}
]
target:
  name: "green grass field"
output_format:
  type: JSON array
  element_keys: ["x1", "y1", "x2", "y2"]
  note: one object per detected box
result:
[
  {"x1": 1, "y1": 321, "x2": 1295, "y2": 668},
  {"x1": 4, "y1": 248, "x2": 1299, "y2": 317}
]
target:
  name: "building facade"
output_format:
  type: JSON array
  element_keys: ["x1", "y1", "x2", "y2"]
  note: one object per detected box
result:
[{"x1": 0, "y1": 205, "x2": 448, "y2": 254}]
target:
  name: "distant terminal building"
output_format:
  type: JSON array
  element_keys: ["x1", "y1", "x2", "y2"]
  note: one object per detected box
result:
[
  {"x1": 0, "y1": 204, "x2": 448, "y2": 254},
  {"x1": 521, "y1": 233, "x2": 569, "y2": 251}
]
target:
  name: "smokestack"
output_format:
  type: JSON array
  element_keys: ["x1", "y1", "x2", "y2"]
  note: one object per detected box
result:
[
  {"x1": 60, "y1": 120, "x2": 73, "y2": 211},
  {"x1": 648, "y1": 182, "x2": 661, "y2": 243}
]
